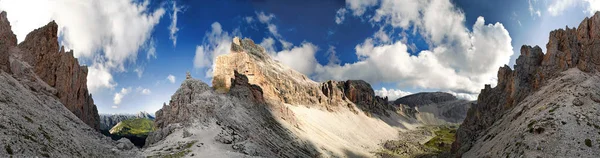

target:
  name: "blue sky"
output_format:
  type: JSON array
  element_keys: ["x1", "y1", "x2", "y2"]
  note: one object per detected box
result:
[{"x1": 0, "y1": 0, "x2": 598, "y2": 114}]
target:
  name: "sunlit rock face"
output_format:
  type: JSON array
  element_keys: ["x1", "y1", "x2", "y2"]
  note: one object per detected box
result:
[
  {"x1": 453, "y1": 11, "x2": 600, "y2": 157},
  {"x1": 212, "y1": 37, "x2": 393, "y2": 116}
]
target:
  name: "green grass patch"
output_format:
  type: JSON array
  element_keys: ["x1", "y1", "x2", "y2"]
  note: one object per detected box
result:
[
  {"x1": 424, "y1": 126, "x2": 457, "y2": 152},
  {"x1": 110, "y1": 118, "x2": 155, "y2": 137}
]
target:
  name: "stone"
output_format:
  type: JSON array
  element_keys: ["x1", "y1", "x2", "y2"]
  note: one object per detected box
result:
[
  {"x1": 116, "y1": 138, "x2": 135, "y2": 150},
  {"x1": 0, "y1": 11, "x2": 15, "y2": 74},
  {"x1": 573, "y1": 97, "x2": 584, "y2": 106}
]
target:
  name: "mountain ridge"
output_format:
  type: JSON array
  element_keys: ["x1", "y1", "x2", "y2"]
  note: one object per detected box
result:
[{"x1": 453, "y1": 11, "x2": 600, "y2": 157}]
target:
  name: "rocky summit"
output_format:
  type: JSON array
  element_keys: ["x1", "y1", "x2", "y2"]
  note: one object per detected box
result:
[
  {"x1": 213, "y1": 37, "x2": 393, "y2": 116},
  {"x1": 453, "y1": 11, "x2": 600, "y2": 157}
]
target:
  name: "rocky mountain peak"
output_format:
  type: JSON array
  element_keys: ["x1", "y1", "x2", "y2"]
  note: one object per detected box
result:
[
  {"x1": 0, "y1": 12, "x2": 99, "y2": 130},
  {"x1": 212, "y1": 37, "x2": 393, "y2": 116},
  {"x1": 453, "y1": 11, "x2": 600, "y2": 156}
]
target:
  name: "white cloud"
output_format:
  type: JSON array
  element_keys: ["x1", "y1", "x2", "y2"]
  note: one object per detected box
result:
[
  {"x1": 113, "y1": 87, "x2": 132, "y2": 105},
  {"x1": 335, "y1": 8, "x2": 347, "y2": 24},
  {"x1": 146, "y1": 39, "x2": 157, "y2": 60},
  {"x1": 169, "y1": 1, "x2": 182, "y2": 47},
  {"x1": 245, "y1": 16, "x2": 254, "y2": 23},
  {"x1": 318, "y1": 0, "x2": 513, "y2": 94},
  {"x1": 256, "y1": 11, "x2": 275, "y2": 24},
  {"x1": 548, "y1": 0, "x2": 576, "y2": 16},
  {"x1": 547, "y1": 0, "x2": 600, "y2": 16},
  {"x1": 87, "y1": 61, "x2": 116, "y2": 93},
  {"x1": 134, "y1": 66, "x2": 144, "y2": 78},
  {"x1": 136, "y1": 86, "x2": 151, "y2": 95},
  {"x1": 167, "y1": 74, "x2": 176, "y2": 84},
  {"x1": 444, "y1": 91, "x2": 477, "y2": 101},
  {"x1": 346, "y1": 0, "x2": 378, "y2": 16},
  {"x1": 326, "y1": 45, "x2": 340, "y2": 65},
  {"x1": 0, "y1": 0, "x2": 166, "y2": 92},
  {"x1": 259, "y1": 37, "x2": 277, "y2": 56},
  {"x1": 111, "y1": 106, "x2": 118, "y2": 109},
  {"x1": 193, "y1": 22, "x2": 240, "y2": 78},
  {"x1": 528, "y1": 0, "x2": 542, "y2": 17},
  {"x1": 274, "y1": 43, "x2": 319, "y2": 75},
  {"x1": 586, "y1": 0, "x2": 600, "y2": 14},
  {"x1": 279, "y1": 39, "x2": 293, "y2": 49},
  {"x1": 141, "y1": 88, "x2": 151, "y2": 95},
  {"x1": 375, "y1": 87, "x2": 412, "y2": 100}
]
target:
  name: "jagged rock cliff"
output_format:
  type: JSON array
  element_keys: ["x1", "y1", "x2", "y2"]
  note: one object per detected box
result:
[
  {"x1": 0, "y1": 11, "x2": 99, "y2": 130},
  {"x1": 213, "y1": 37, "x2": 393, "y2": 116},
  {"x1": 453, "y1": 11, "x2": 600, "y2": 157},
  {"x1": 0, "y1": 11, "x2": 135, "y2": 157}
]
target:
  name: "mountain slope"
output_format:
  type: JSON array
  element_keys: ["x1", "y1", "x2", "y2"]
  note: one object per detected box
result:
[
  {"x1": 0, "y1": 11, "x2": 99, "y2": 130},
  {"x1": 0, "y1": 12, "x2": 135, "y2": 157},
  {"x1": 394, "y1": 92, "x2": 474, "y2": 125},
  {"x1": 453, "y1": 11, "x2": 600, "y2": 157},
  {"x1": 146, "y1": 38, "x2": 425, "y2": 157}
]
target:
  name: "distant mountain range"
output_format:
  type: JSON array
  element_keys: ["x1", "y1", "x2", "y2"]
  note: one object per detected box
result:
[{"x1": 99, "y1": 111, "x2": 155, "y2": 131}]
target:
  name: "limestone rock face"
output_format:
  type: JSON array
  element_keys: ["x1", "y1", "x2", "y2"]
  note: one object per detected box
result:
[
  {"x1": 0, "y1": 11, "x2": 15, "y2": 74},
  {"x1": 453, "y1": 11, "x2": 600, "y2": 156},
  {"x1": 212, "y1": 37, "x2": 392, "y2": 115},
  {"x1": 2, "y1": 15, "x2": 99, "y2": 130}
]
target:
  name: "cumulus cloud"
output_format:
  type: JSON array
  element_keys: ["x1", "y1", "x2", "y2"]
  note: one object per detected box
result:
[
  {"x1": 346, "y1": 0, "x2": 378, "y2": 16},
  {"x1": 0, "y1": 0, "x2": 165, "y2": 93},
  {"x1": 547, "y1": 0, "x2": 576, "y2": 16},
  {"x1": 318, "y1": 0, "x2": 513, "y2": 94},
  {"x1": 193, "y1": 22, "x2": 240, "y2": 77},
  {"x1": 169, "y1": 1, "x2": 183, "y2": 47},
  {"x1": 375, "y1": 87, "x2": 412, "y2": 100},
  {"x1": 113, "y1": 87, "x2": 132, "y2": 105},
  {"x1": 274, "y1": 43, "x2": 319, "y2": 75},
  {"x1": 87, "y1": 61, "x2": 117, "y2": 92},
  {"x1": 335, "y1": 8, "x2": 347, "y2": 24},
  {"x1": 167, "y1": 74, "x2": 176, "y2": 84}
]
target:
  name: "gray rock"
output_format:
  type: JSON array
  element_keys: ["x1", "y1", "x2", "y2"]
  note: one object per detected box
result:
[{"x1": 117, "y1": 138, "x2": 135, "y2": 150}]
